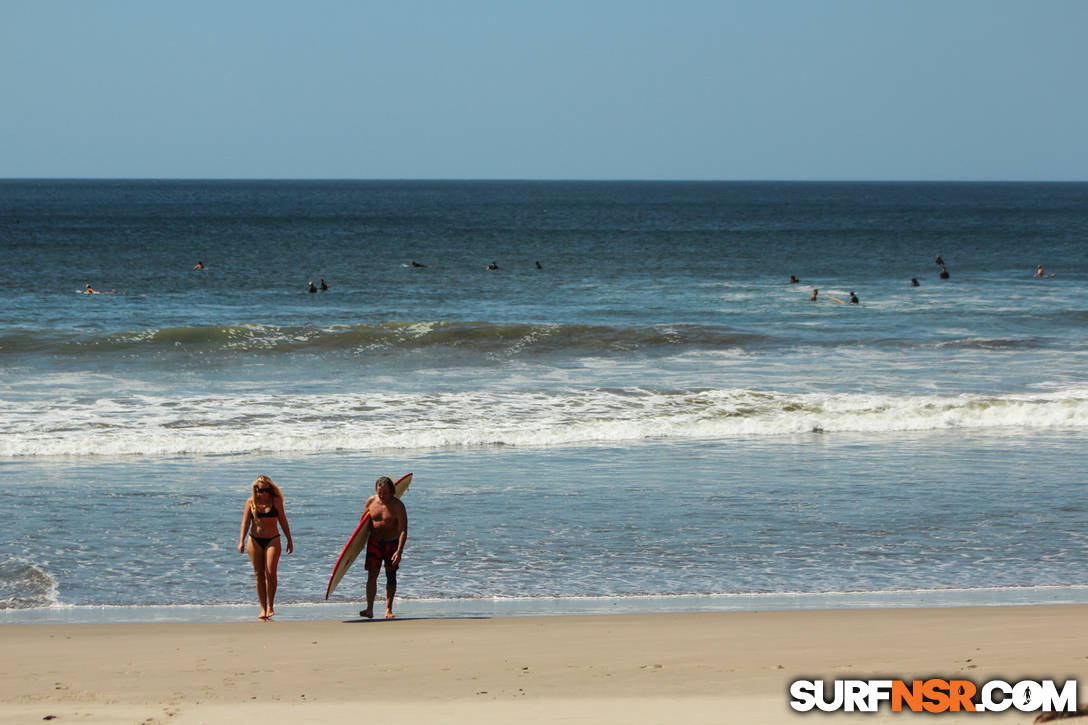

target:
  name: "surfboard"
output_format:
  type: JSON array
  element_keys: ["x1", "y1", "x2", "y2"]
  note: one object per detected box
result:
[{"x1": 324, "y1": 473, "x2": 412, "y2": 599}]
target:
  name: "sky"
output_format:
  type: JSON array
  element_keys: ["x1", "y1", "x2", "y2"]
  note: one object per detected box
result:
[{"x1": 2, "y1": 0, "x2": 1086, "y2": 180}]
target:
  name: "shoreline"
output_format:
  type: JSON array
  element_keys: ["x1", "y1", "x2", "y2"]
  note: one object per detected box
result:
[
  {"x1": 3, "y1": 605, "x2": 1086, "y2": 724},
  {"x1": 5, "y1": 585, "x2": 1088, "y2": 626}
]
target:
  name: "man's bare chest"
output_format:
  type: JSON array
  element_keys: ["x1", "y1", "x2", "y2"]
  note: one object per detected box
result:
[{"x1": 370, "y1": 504, "x2": 395, "y2": 525}]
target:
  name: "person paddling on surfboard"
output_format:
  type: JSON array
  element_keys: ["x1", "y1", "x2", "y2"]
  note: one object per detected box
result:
[{"x1": 360, "y1": 476, "x2": 408, "y2": 620}]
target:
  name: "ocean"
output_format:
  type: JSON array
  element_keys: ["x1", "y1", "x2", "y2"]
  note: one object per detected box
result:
[{"x1": 1, "y1": 180, "x2": 1086, "y2": 623}]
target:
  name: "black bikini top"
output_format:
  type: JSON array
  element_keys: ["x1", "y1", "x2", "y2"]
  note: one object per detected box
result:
[{"x1": 256, "y1": 506, "x2": 279, "y2": 519}]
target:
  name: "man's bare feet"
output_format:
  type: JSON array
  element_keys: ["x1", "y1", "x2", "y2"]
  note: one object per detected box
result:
[
  {"x1": 258, "y1": 611, "x2": 269, "y2": 620},
  {"x1": 359, "y1": 608, "x2": 373, "y2": 619},
  {"x1": 385, "y1": 610, "x2": 395, "y2": 620}
]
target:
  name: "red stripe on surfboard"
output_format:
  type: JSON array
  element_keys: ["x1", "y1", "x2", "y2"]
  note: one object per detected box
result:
[
  {"x1": 324, "y1": 473, "x2": 412, "y2": 600},
  {"x1": 324, "y1": 513, "x2": 371, "y2": 599}
]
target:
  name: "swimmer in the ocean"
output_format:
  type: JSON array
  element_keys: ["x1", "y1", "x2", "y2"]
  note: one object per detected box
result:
[
  {"x1": 194, "y1": 261, "x2": 204, "y2": 270},
  {"x1": 911, "y1": 278, "x2": 920, "y2": 287},
  {"x1": 939, "y1": 266, "x2": 950, "y2": 280},
  {"x1": 790, "y1": 275, "x2": 800, "y2": 284},
  {"x1": 810, "y1": 289, "x2": 818, "y2": 302},
  {"x1": 935, "y1": 254, "x2": 945, "y2": 266},
  {"x1": 536, "y1": 261, "x2": 543, "y2": 270},
  {"x1": 486, "y1": 261, "x2": 499, "y2": 270},
  {"x1": 849, "y1": 291, "x2": 859, "y2": 304},
  {"x1": 319, "y1": 279, "x2": 329, "y2": 291},
  {"x1": 84, "y1": 283, "x2": 115, "y2": 294},
  {"x1": 1034, "y1": 265, "x2": 1044, "y2": 278},
  {"x1": 410, "y1": 261, "x2": 427, "y2": 268},
  {"x1": 308, "y1": 281, "x2": 317, "y2": 293}
]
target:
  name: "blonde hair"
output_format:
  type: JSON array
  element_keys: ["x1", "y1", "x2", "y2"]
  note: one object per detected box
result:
[{"x1": 250, "y1": 475, "x2": 284, "y2": 519}]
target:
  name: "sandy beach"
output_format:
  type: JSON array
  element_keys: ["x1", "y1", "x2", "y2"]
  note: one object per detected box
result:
[{"x1": 2, "y1": 605, "x2": 1085, "y2": 724}]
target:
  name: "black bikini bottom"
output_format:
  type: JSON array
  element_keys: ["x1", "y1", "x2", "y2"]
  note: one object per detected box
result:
[{"x1": 250, "y1": 533, "x2": 281, "y2": 550}]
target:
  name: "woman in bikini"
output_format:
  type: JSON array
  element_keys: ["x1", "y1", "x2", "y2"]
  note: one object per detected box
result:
[{"x1": 238, "y1": 475, "x2": 294, "y2": 620}]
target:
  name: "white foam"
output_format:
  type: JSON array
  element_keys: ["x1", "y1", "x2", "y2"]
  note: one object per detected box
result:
[{"x1": 2, "y1": 386, "x2": 1088, "y2": 457}]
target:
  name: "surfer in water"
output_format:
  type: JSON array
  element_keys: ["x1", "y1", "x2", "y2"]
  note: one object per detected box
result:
[
  {"x1": 238, "y1": 475, "x2": 294, "y2": 620},
  {"x1": 810, "y1": 288, "x2": 818, "y2": 302},
  {"x1": 360, "y1": 476, "x2": 408, "y2": 620}
]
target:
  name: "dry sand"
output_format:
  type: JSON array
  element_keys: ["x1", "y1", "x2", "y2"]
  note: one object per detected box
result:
[{"x1": 2, "y1": 605, "x2": 1086, "y2": 724}]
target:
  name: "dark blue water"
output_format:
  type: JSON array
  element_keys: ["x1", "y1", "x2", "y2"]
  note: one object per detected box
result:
[{"x1": 4, "y1": 180, "x2": 1086, "y2": 326}]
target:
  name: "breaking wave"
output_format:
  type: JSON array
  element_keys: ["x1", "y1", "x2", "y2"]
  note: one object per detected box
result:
[
  {"x1": 0, "y1": 321, "x2": 772, "y2": 357},
  {"x1": 2, "y1": 387, "x2": 1086, "y2": 458},
  {"x1": 0, "y1": 560, "x2": 58, "y2": 610}
]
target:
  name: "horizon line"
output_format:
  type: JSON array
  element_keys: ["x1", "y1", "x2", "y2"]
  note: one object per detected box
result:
[{"x1": 2, "y1": 177, "x2": 1086, "y2": 184}]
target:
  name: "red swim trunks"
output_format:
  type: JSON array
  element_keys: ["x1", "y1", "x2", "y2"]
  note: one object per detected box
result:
[{"x1": 365, "y1": 537, "x2": 399, "y2": 572}]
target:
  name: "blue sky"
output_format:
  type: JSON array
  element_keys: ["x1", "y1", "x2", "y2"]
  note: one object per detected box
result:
[{"x1": 3, "y1": 0, "x2": 1086, "y2": 180}]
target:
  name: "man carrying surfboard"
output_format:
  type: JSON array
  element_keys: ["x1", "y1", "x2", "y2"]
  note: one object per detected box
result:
[{"x1": 360, "y1": 476, "x2": 408, "y2": 620}]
